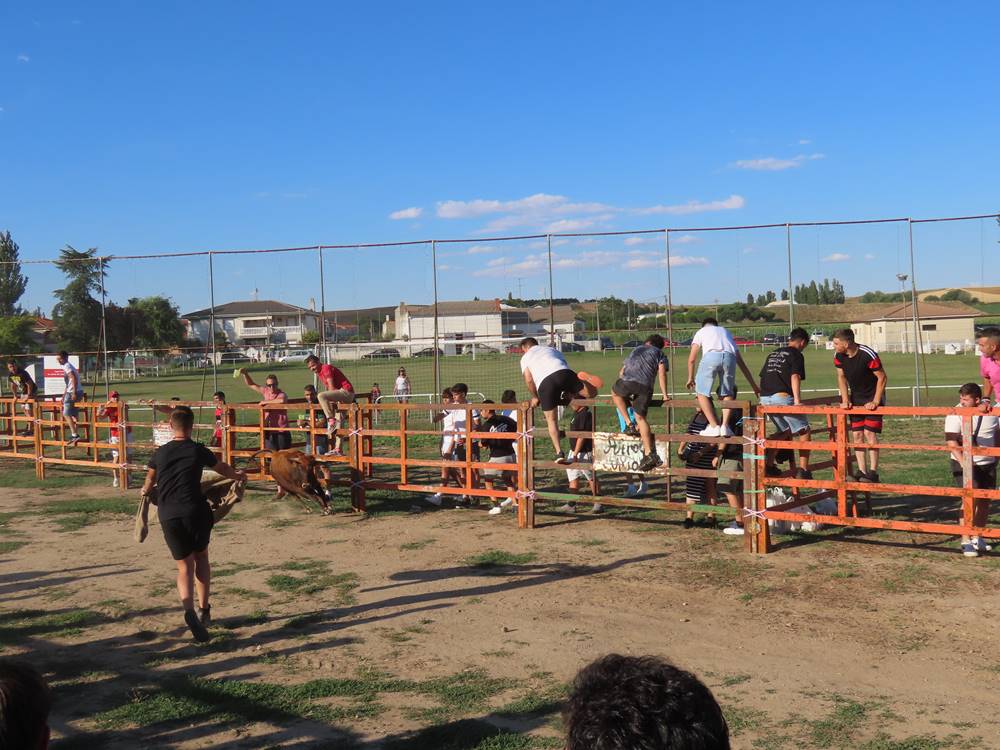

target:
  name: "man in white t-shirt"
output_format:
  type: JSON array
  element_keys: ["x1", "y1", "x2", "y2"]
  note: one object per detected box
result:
[
  {"x1": 944, "y1": 382, "x2": 998, "y2": 557},
  {"x1": 57, "y1": 350, "x2": 86, "y2": 446},
  {"x1": 520, "y1": 337, "x2": 595, "y2": 464},
  {"x1": 685, "y1": 319, "x2": 759, "y2": 438}
]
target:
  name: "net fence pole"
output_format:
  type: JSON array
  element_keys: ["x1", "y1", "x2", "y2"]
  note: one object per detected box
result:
[
  {"x1": 98, "y1": 256, "x2": 110, "y2": 396},
  {"x1": 664, "y1": 229, "x2": 675, "y2": 396},
  {"x1": 209, "y1": 251, "x2": 218, "y2": 393},
  {"x1": 432, "y1": 240, "x2": 440, "y2": 396},
  {"x1": 318, "y1": 246, "x2": 327, "y2": 357},
  {"x1": 547, "y1": 234, "x2": 555, "y2": 346},
  {"x1": 907, "y1": 219, "x2": 925, "y2": 403},
  {"x1": 785, "y1": 223, "x2": 794, "y2": 331}
]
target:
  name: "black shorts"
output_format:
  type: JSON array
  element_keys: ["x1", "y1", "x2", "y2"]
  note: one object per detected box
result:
[
  {"x1": 451, "y1": 443, "x2": 481, "y2": 462},
  {"x1": 537, "y1": 369, "x2": 582, "y2": 412},
  {"x1": 161, "y1": 513, "x2": 213, "y2": 560},
  {"x1": 265, "y1": 430, "x2": 291, "y2": 451},
  {"x1": 949, "y1": 459, "x2": 998, "y2": 490},
  {"x1": 612, "y1": 379, "x2": 653, "y2": 417}
]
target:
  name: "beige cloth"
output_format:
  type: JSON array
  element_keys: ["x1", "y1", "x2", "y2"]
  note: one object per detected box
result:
[{"x1": 134, "y1": 469, "x2": 246, "y2": 543}]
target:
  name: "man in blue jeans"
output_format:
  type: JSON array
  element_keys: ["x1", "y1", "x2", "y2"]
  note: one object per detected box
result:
[
  {"x1": 759, "y1": 327, "x2": 812, "y2": 479},
  {"x1": 685, "y1": 318, "x2": 758, "y2": 437}
]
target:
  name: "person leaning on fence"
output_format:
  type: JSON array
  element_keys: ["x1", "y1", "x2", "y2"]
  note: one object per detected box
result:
[
  {"x1": 612, "y1": 334, "x2": 670, "y2": 473},
  {"x1": 98, "y1": 390, "x2": 132, "y2": 488},
  {"x1": 237, "y1": 369, "x2": 291, "y2": 451},
  {"x1": 564, "y1": 654, "x2": 730, "y2": 750},
  {"x1": 394, "y1": 367, "x2": 411, "y2": 403},
  {"x1": 686, "y1": 319, "x2": 759, "y2": 438},
  {"x1": 832, "y1": 329, "x2": 887, "y2": 483},
  {"x1": 0, "y1": 658, "x2": 52, "y2": 750},
  {"x1": 558, "y1": 400, "x2": 603, "y2": 514},
  {"x1": 6, "y1": 359, "x2": 37, "y2": 436},
  {"x1": 944, "y1": 382, "x2": 998, "y2": 558},
  {"x1": 976, "y1": 327, "x2": 1000, "y2": 410},
  {"x1": 142, "y1": 406, "x2": 245, "y2": 642},
  {"x1": 478, "y1": 400, "x2": 518, "y2": 516},
  {"x1": 211, "y1": 391, "x2": 227, "y2": 448},
  {"x1": 305, "y1": 354, "x2": 355, "y2": 455},
  {"x1": 760, "y1": 327, "x2": 812, "y2": 480},
  {"x1": 56, "y1": 350, "x2": 85, "y2": 447}
]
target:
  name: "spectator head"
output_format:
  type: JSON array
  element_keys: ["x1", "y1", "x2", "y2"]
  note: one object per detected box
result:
[
  {"x1": 398, "y1": 367, "x2": 407, "y2": 376},
  {"x1": 109, "y1": 390, "x2": 120, "y2": 401},
  {"x1": 645, "y1": 334, "x2": 666, "y2": 349},
  {"x1": 57, "y1": 351, "x2": 69, "y2": 364},
  {"x1": 303, "y1": 384, "x2": 317, "y2": 401},
  {"x1": 788, "y1": 327, "x2": 810, "y2": 348},
  {"x1": 480, "y1": 398, "x2": 495, "y2": 419},
  {"x1": 959, "y1": 382, "x2": 983, "y2": 407},
  {"x1": 6, "y1": 361, "x2": 19, "y2": 372},
  {"x1": 520, "y1": 336, "x2": 539, "y2": 352},
  {"x1": 832, "y1": 328, "x2": 855, "y2": 354},
  {"x1": 170, "y1": 396, "x2": 180, "y2": 401},
  {"x1": 501, "y1": 389, "x2": 517, "y2": 404},
  {"x1": 977, "y1": 327, "x2": 1000, "y2": 357},
  {"x1": 701, "y1": 318, "x2": 718, "y2": 327},
  {"x1": 305, "y1": 354, "x2": 322, "y2": 372},
  {"x1": 212, "y1": 391, "x2": 226, "y2": 403},
  {"x1": 170, "y1": 405, "x2": 195, "y2": 435},
  {"x1": 264, "y1": 375, "x2": 279, "y2": 389},
  {"x1": 565, "y1": 654, "x2": 729, "y2": 750},
  {"x1": 440, "y1": 388, "x2": 453, "y2": 402},
  {"x1": 451, "y1": 383, "x2": 469, "y2": 401},
  {"x1": 0, "y1": 659, "x2": 52, "y2": 750}
]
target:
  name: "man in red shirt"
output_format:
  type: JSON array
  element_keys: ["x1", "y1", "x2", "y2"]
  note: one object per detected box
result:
[{"x1": 306, "y1": 354, "x2": 354, "y2": 455}]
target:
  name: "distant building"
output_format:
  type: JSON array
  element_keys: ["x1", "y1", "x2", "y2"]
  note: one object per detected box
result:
[
  {"x1": 182, "y1": 300, "x2": 320, "y2": 348},
  {"x1": 392, "y1": 299, "x2": 583, "y2": 342},
  {"x1": 850, "y1": 301, "x2": 978, "y2": 352},
  {"x1": 29, "y1": 316, "x2": 57, "y2": 352}
]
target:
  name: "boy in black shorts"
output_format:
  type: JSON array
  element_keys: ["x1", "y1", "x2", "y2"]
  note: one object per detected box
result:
[
  {"x1": 832, "y1": 328, "x2": 888, "y2": 483},
  {"x1": 142, "y1": 406, "x2": 244, "y2": 642},
  {"x1": 611, "y1": 334, "x2": 670, "y2": 472}
]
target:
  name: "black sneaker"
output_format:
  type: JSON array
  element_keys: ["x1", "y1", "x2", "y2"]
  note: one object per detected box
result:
[
  {"x1": 765, "y1": 465, "x2": 782, "y2": 477},
  {"x1": 67, "y1": 434, "x2": 81, "y2": 446},
  {"x1": 866, "y1": 471, "x2": 880, "y2": 484},
  {"x1": 638, "y1": 453, "x2": 662, "y2": 472},
  {"x1": 795, "y1": 468, "x2": 813, "y2": 480},
  {"x1": 682, "y1": 518, "x2": 694, "y2": 529},
  {"x1": 198, "y1": 605, "x2": 211, "y2": 627},
  {"x1": 184, "y1": 609, "x2": 211, "y2": 642},
  {"x1": 623, "y1": 423, "x2": 640, "y2": 438},
  {"x1": 856, "y1": 472, "x2": 873, "y2": 483},
  {"x1": 555, "y1": 451, "x2": 573, "y2": 465}
]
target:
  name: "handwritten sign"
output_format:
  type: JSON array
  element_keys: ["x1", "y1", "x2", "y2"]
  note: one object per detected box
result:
[
  {"x1": 153, "y1": 423, "x2": 174, "y2": 447},
  {"x1": 592, "y1": 432, "x2": 670, "y2": 473}
]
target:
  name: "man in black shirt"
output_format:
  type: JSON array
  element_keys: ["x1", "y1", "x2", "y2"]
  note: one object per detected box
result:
[
  {"x1": 833, "y1": 328, "x2": 888, "y2": 483},
  {"x1": 142, "y1": 406, "x2": 244, "y2": 642},
  {"x1": 479, "y1": 400, "x2": 518, "y2": 514},
  {"x1": 6, "y1": 360, "x2": 37, "y2": 436},
  {"x1": 758, "y1": 328, "x2": 812, "y2": 479}
]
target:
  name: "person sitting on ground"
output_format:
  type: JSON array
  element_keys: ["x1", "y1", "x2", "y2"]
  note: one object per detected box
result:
[
  {"x1": 944, "y1": 382, "x2": 998, "y2": 558},
  {"x1": 678, "y1": 406, "x2": 718, "y2": 528},
  {"x1": 305, "y1": 354, "x2": 355, "y2": 455},
  {"x1": 685, "y1": 319, "x2": 759, "y2": 438},
  {"x1": 141, "y1": 406, "x2": 245, "y2": 642},
  {"x1": 832, "y1": 328, "x2": 888, "y2": 483},
  {"x1": 558, "y1": 400, "x2": 603, "y2": 514},
  {"x1": 6, "y1": 359, "x2": 37, "y2": 436},
  {"x1": 612, "y1": 334, "x2": 670, "y2": 473},
  {"x1": 298, "y1": 385, "x2": 329, "y2": 456},
  {"x1": 478, "y1": 400, "x2": 518, "y2": 516},
  {"x1": 760, "y1": 327, "x2": 812, "y2": 480},
  {"x1": 519, "y1": 337, "x2": 595, "y2": 464},
  {"x1": 237, "y1": 370, "x2": 291, "y2": 451},
  {"x1": 97, "y1": 390, "x2": 132, "y2": 488},
  {"x1": 0, "y1": 658, "x2": 52, "y2": 750},
  {"x1": 564, "y1": 653, "x2": 730, "y2": 750}
]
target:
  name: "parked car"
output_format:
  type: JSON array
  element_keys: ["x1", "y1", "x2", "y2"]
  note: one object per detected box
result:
[
  {"x1": 413, "y1": 347, "x2": 443, "y2": 357},
  {"x1": 775, "y1": 335, "x2": 788, "y2": 345},
  {"x1": 732, "y1": 337, "x2": 756, "y2": 346},
  {"x1": 560, "y1": 342, "x2": 585, "y2": 352},
  {"x1": 278, "y1": 348, "x2": 315, "y2": 363},
  {"x1": 621, "y1": 340, "x2": 643, "y2": 349},
  {"x1": 219, "y1": 352, "x2": 252, "y2": 365},
  {"x1": 600, "y1": 336, "x2": 614, "y2": 350},
  {"x1": 762, "y1": 333, "x2": 778, "y2": 344},
  {"x1": 810, "y1": 329, "x2": 825, "y2": 342},
  {"x1": 361, "y1": 347, "x2": 401, "y2": 359}
]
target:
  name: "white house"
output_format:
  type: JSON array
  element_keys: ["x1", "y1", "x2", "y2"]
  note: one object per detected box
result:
[
  {"x1": 392, "y1": 299, "x2": 583, "y2": 343},
  {"x1": 183, "y1": 300, "x2": 320, "y2": 348},
  {"x1": 850, "y1": 301, "x2": 979, "y2": 352}
]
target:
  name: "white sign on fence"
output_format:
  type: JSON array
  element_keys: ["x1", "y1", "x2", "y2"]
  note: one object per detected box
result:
[
  {"x1": 592, "y1": 431, "x2": 670, "y2": 474},
  {"x1": 42, "y1": 355, "x2": 79, "y2": 397},
  {"x1": 153, "y1": 423, "x2": 174, "y2": 447}
]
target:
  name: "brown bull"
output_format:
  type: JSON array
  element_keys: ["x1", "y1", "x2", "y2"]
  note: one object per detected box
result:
[{"x1": 251, "y1": 449, "x2": 333, "y2": 515}]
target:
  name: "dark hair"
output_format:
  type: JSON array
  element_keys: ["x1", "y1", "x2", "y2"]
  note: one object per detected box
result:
[
  {"x1": 789, "y1": 327, "x2": 809, "y2": 343},
  {"x1": 304, "y1": 384, "x2": 317, "y2": 393},
  {"x1": 520, "y1": 337, "x2": 539, "y2": 347},
  {"x1": 565, "y1": 654, "x2": 729, "y2": 750},
  {"x1": 440, "y1": 388, "x2": 452, "y2": 399},
  {"x1": 212, "y1": 391, "x2": 226, "y2": 401},
  {"x1": 305, "y1": 354, "x2": 320, "y2": 365},
  {"x1": 451, "y1": 382, "x2": 469, "y2": 395},
  {"x1": 701, "y1": 318, "x2": 718, "y2": 327},
  {"x1": 501, "y1": 389, "x2": 517, "y2": 403},
  {"x1": 0, "y1": 658, "x2": 52, "y2": 750},
  {"x1": 58, "y1": 350, "x2": 69, "y2": 359},
  {"x1": 960, "y1": 382, "x2": 983, "y2": 398},
  {"x1": 170, "y1": 405, "x2": 195, "y2": 431},
  {"x1": 979, "y1": 327, "x2": 1000, "y2": 343},
  {"x1": 645, "y1": 334, "x2": 666, "y2": 349},
  {"x1": 832, "y1": 328, "x2": 855, "y2": 343},
  {"x1": 481, "y1": 398, "x2": 495, "y2": 404},
  {"x1": 6, "y1": 360, "x2": 19, "y2": 367},
  {"x1": 265, "y1": 374, "x2": 279, "y2": 384},
  {"x1": 170, "y1": 396, "x2": 181, "y2": 401}
]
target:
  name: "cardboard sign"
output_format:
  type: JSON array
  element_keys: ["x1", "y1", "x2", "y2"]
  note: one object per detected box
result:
[
  {"x1": 592, "y1": 431, "x2": 670, "y2": 473},
  {"x1": 43, "y1": 355, "x2": 80, "y2": 397},
  {"x1": 153, "y1": 423, "x2": 174, "y2": 447}
]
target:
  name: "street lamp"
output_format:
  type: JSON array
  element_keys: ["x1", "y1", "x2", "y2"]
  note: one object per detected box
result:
[{"x1": 896, "y1": 273, "x2": 911, "y2": 354}]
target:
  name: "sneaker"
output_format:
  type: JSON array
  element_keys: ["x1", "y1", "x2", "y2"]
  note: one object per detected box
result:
[
  {"x1": 638, "y1": 453, "x2": 662, "y2": 472},
  {"x1": 625, "y1": 483, "x2": 638, "y2": 497},
  {"x1": 855, "y1": 471, "x2": 872, "y2": 483},
  {"x1": 720, "y1": 424, "x2": 734, "y2": 438},
  {"x1": 488, "y1": 506, "x2": 503, "y2": 516},
  {"x1": 974, "y1": 537, "x2": 993, "y2": 553},
  {"x1": 557, "y1": 503, "x2": 578, "y2": 513},
  {"x1": 623, "y1": 423, "x2": 640, "y2": 438},
  {"x1": 723, "y1": 522, "x2": 745, "y2": 536},
  {"x1": 112, "y1": 476, "x2": 120, "y2": 488},
  {"x1": 198, "y1": 605, "x2": 212, "y2": 627},
  {"x1": 555, "y1": 451, "x2": 573, "y2": 465},
  {"x1": 866, "y1": 471, "x2": 880, "y2": 484},
  {"x1": 962, "y1": 542, "x2": 980, "y2": 558},
  {"x1": 590, "y1": 503, "x2": 604, "y2": 514},
  {"x1": 498, "y1": 498, "x2": 514, "y2": 509},
  {"x1": 765, "y1": 465, "x2": 782, "y2": 477},
  {"x1": 795, "y1": 468, "x2": 813, "y2": 480},
  {"x1": 634, "y1": 480, "x2": 648, "y2": 497},
  {"x1": 68, "y1": 434, "x2": 81, "y2": 446},
  {"x1": 426, "y1": 492, "x2": 443, "y2": 506},
  {"x1": 456, "y1": 496, "x2": 472, "y2": 508},
  {"x1": 184, "y1": 609, "x2": 211, "y2": 642},
  {"x1": 698, "y1": 425, "x2": 721, "y2": 437},
  {"x1": 682, "y1": 518, "x2": 695, "y2": 529}
]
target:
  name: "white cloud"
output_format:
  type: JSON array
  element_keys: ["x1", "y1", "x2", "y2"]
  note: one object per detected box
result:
[
  {"x1": 473, "y1": 249, "x2": 625, "y2": 277},
  {"x1": 635, "y1": 195, "x2": 745, "y2": 216},
  {"x1": 466, "y1": 244, "x2": 496, "y2": 254},
  {"x1": 822, "y1": 253, "x2": 850, "y2": 262},
  {"x1": 16, "y1": 54, "x2": 30, "y2": 63},
  {"x1": 864, "y1": 253, "x2": 876, "y2": 261},
  {"x1": 798, "y1": 139, "x2": 812, "y2": 145},
  {"x1": 731, "y1": 154, "x2": 825, "y2": 171},
  {"x1": 552, "y1": 250, "x2": 622, "y2": 269},
  {"x1": 623, "y1": 255, "x2": 709, "y2": 269},
  {"x1": 389, "y1": 206, "x2": 423, "y2": 220},
  {"x1": 672, "y1": 234, "x2": 700, "y2": 244},
  {"x1": 624, "y1": 237, "x2": 648, "y2": 246},
  {"x1": 437, "y1": 264, "x2": 453, "y2": 271},
  {"x1": 474, "y1": 255, "x2": 545, "y2": 277},
  {"x1": 545, "y1": 218, "x2": 599, "y2": 233}
]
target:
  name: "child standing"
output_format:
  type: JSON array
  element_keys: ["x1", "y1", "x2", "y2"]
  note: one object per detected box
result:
[
  {"x1": 558, "y1": 403, "x2": 602, "y2": 514},
  {"x1": 677, "y1": 407, "x2": 718, "y2": 528},
  {"x1": 479, "y1": 400, "x2": 519, "y2": 515},
  {"x1": 98, "y1": 390, "x2": 132, "y2": 487},
  {"x1": 428, "y1": 388, "x2": 458, "y2": 506}
]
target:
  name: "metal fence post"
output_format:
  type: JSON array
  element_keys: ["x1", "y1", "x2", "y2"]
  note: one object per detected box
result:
[
  {"x1": 208, "y1": 251, "x2": 218, "y2": 394},
  {"x1": 785, "y1": 223, "x2": 795, "y2": 330}
]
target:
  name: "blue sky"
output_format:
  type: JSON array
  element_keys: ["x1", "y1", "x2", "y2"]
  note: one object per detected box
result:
[{"x1": 1, "y1": 2, "x2": 998, "y2": 316}]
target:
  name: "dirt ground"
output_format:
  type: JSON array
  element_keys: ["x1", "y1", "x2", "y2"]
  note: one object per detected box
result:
[{"x1": 2, "y1": 473, "x2": 999, "y2": 749}]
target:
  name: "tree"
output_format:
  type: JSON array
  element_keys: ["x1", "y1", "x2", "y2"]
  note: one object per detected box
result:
[
  {"x1": 0, "y1": 316, "x2": 34, "y2": 354},
  {"x1": 780, "y1": 289, "x2": 789, "y2": 301},
  {"x1": 127, "y1": 296, "x2": 185, "y2": 348},
  {"x1": 52, "y1": 246, "x2": 106, "y2": 352},
  {"x1": 766, "y1": 290, "x2": 776, "y2": 304},
  {"x1": 0, "y1": 231, "x2": 27, "y2": 316},
  {"x1": 755, "y1": 293, "x2": 766, "y2": 306},
  {"x1": 302, "y1": 330, "x2": 321, "y2": 344},
  {"x1": 746, "y1": 293, "x2": 754, "y2": 305}
]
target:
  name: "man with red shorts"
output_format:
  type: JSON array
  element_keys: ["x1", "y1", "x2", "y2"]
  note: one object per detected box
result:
[{"x1": 833, "y1": 328, "x2": 888, "y2": 483}]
